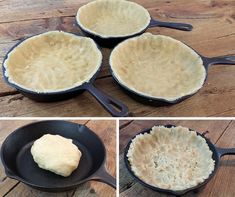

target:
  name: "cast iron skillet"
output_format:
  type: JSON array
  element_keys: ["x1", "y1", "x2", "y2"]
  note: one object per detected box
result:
[
  {"x1": 124, "y1": 125, "x2": 235, "y2": 196},
  {"x1": 110, "y1": 42, "x2": 235, "y2": 106},
  {"x1": 2, "y1": 32, "x2": 128, "y2": 117},
  {"x1": 76, "y1": 18, "x2": 192, "y2": 48},
  {"x1": 0, "y1": 120, "x2": 116, "y2": 192}
]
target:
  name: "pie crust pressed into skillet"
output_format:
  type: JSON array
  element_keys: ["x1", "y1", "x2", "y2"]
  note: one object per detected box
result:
[
  {"x1": 76, "y1": 0, "x2": 150, "y2": 38},
  {"x1": 110, "y1": 33, "x2": 206, "y2": 101},
  {"x1": 3, "y1": 31, "x2": 102, "y2": 93},
  {"x1": 127, "y1": 126, "x2": 215, "y2": 191}
]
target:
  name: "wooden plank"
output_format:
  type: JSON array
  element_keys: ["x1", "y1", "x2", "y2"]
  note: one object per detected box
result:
[
  {"x1": 5, "y1": 183, "x2": 74, "y2": 197},
  {"x1": 0, "y1": 178, "x2": 19, "y2": 197},
  {"x1": 119, "y1": 120, "x2": 233, "y2": 196},
  {"x1": 119, "y1": 120, "x2": 133, "y2": 130},
  {"x1": 0, "y1": 0, "x2": 90, "y2": 23},
  {"x1": 0, "y1": 89, "x2": 111, "y2": 117}
]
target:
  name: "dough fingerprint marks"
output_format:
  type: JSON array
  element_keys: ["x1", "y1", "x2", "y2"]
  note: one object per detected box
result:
[{"x1": 127, "y1": 126, "x2": 215, "y2": 191}]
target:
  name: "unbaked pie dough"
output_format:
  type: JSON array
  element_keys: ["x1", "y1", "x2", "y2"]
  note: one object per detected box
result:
[
  {"x1": 31, "y1": 134, "x2": 82, "y2": 177},
  {"x1": 127, "y1": 126, "x2": 215, "y2": 191},
  {"x1": 76, "y1": 0, "x2": 150, "y2": 38},
  {"x1": 4, "y1": 31, "x2": 102, "y2": 93},
  {"x1": 110, "y1": 33, "x2": 206, "y2": 101}
]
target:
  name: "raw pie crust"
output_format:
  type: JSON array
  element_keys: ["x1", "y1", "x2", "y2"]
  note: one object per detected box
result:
[
  {"x1": 127, "y1": 126, "x2": 215, "y2": 191},
  {"x1": 76, "y1": 0, "x2": 150, "y2": 38},
  {"x1": 31, "y1": 134, "x2": 82, "y2": 177},
  {"x1": 4, "y1": 31, "x2": 102, "y2": 93},
  {"x1": 110, "y1": 33, "x2": 206, "y2": 101}
]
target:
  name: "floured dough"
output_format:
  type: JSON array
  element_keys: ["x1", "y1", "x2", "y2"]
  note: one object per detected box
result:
[
  {"x1": 127, "y1": 126, "x2": 215, "y2": 191},
  {"x1": 76, "y1": 0, "x2": 150, "y2": 38},
  {"x1": 4, "y1": 31, "x2": 102, "y2": 93},
  {"x1": 31, "y1": 134, "x2": 82, "y2": 177},
  {"x1": 110, "y1": 33, "x2": 206, "y2": 101}
]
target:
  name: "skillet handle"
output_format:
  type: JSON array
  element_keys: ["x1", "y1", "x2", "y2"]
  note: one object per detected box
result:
[
  {"x1": 216, "y1": 147, "x2": 235, "y2": 157},
  {"x1": 88, "y1": 166, "x2": 116, "y2": 188},
  {"x1": 83, "y1": 83, "x2": 129, "y2": 117},
  {"x1": 203, "y1": 55, "x2": 235, "y2": 67},
  {"x1": 149, "y1": 18, "x2": 193, "y2": 31}
]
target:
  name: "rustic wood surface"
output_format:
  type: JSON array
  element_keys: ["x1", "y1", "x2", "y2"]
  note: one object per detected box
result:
[
  {"x1": 0, "y1": 120, "x2": 116, "y2": 197},
  {"x1": 119, "y1": 120, "x2": 235, "y2": 197},
  {"x1": 0, "y1": 0, "x2": 234, "y2": 117}
]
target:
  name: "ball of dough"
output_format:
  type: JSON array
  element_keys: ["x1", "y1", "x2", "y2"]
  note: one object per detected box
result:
[{"x1": 31, "y1": 134, "x2": 82, "y2": 177}]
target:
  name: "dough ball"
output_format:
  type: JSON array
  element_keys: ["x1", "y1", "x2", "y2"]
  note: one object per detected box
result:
[{"x1": 31, "y1": 134, "x2": 82, "y2": 177}]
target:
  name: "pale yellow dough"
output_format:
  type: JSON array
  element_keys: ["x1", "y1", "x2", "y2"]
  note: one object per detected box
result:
[
  {"x1": 31, "y1": 134, "x2": 82, "y2": 177},
  {"x1": 110, "y1": 33, "x2": 206, "y2": 101},
  {"x1": 127, "y1": 126, "x2": 215, "y2": 191},
  {"x1": 4, "y1": 31, "x2": 102, "y2": 93},
  {"x1": 76, "y1": 0, "x2": 150, "y2": 38}
]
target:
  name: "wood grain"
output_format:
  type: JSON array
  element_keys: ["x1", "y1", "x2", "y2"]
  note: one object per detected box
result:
[
  {"x1": 119, "y1": 120, "x2": 235, "y2": 197},
  {"x1": 0, "y1": 0, "x2": 234, "y2": 117},
  {"x1": 0, "y1": 120, "x2": 116, "y2": 197}
]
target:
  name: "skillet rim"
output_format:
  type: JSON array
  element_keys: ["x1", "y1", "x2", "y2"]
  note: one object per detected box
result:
[
  {"x1": 0, "y1": 120, "x2": 107, "y2": 190},
  {"x1": 123, "y1": 125, "x2": 220, "y2": 196}
]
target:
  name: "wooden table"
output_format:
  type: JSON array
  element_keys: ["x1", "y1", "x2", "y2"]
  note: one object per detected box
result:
[
  {"x1": 0, "y1": 120, "x2": 116, "y2": 197},
  {"x1": 0, "y1": 0, "x2": 234, "y2": 117},
  {"x1": 119, "y1": 120, "x2": 235, "y2": 197}
]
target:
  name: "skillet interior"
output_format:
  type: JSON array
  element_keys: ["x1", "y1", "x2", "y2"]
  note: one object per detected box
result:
[
  {"x1": 76, "y1": 0, "x2": 150, "y2": 38},
  {"x1": 110, "y1": 33, "x2": 207, "y2": 102},
  {"x1": 124, "y1": 126, "x2": 220, "y2": 195},
  {"x1": 1, "y1": 121, "x2": 105, "y2": 190},
  {"x1": 3, "y1": 31, "x2": 102, "y2": 93}
]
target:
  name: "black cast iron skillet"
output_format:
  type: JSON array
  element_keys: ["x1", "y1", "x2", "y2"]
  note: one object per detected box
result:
[
  {"x1": 76, "y1": 17, "x2": 192, "y2": 48},
  {"x1": 110, "y1": 41, "x2": 235, "y2": 106},
  {"x1": 2, "y1": 32, "x2": 128, "y2": 117},
  {"x1": 1, "y1": 120, "x2": 116, "y2": 192},
  {"x1": 124, "y1": 125, "x2": 235, "y2": 196}
]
